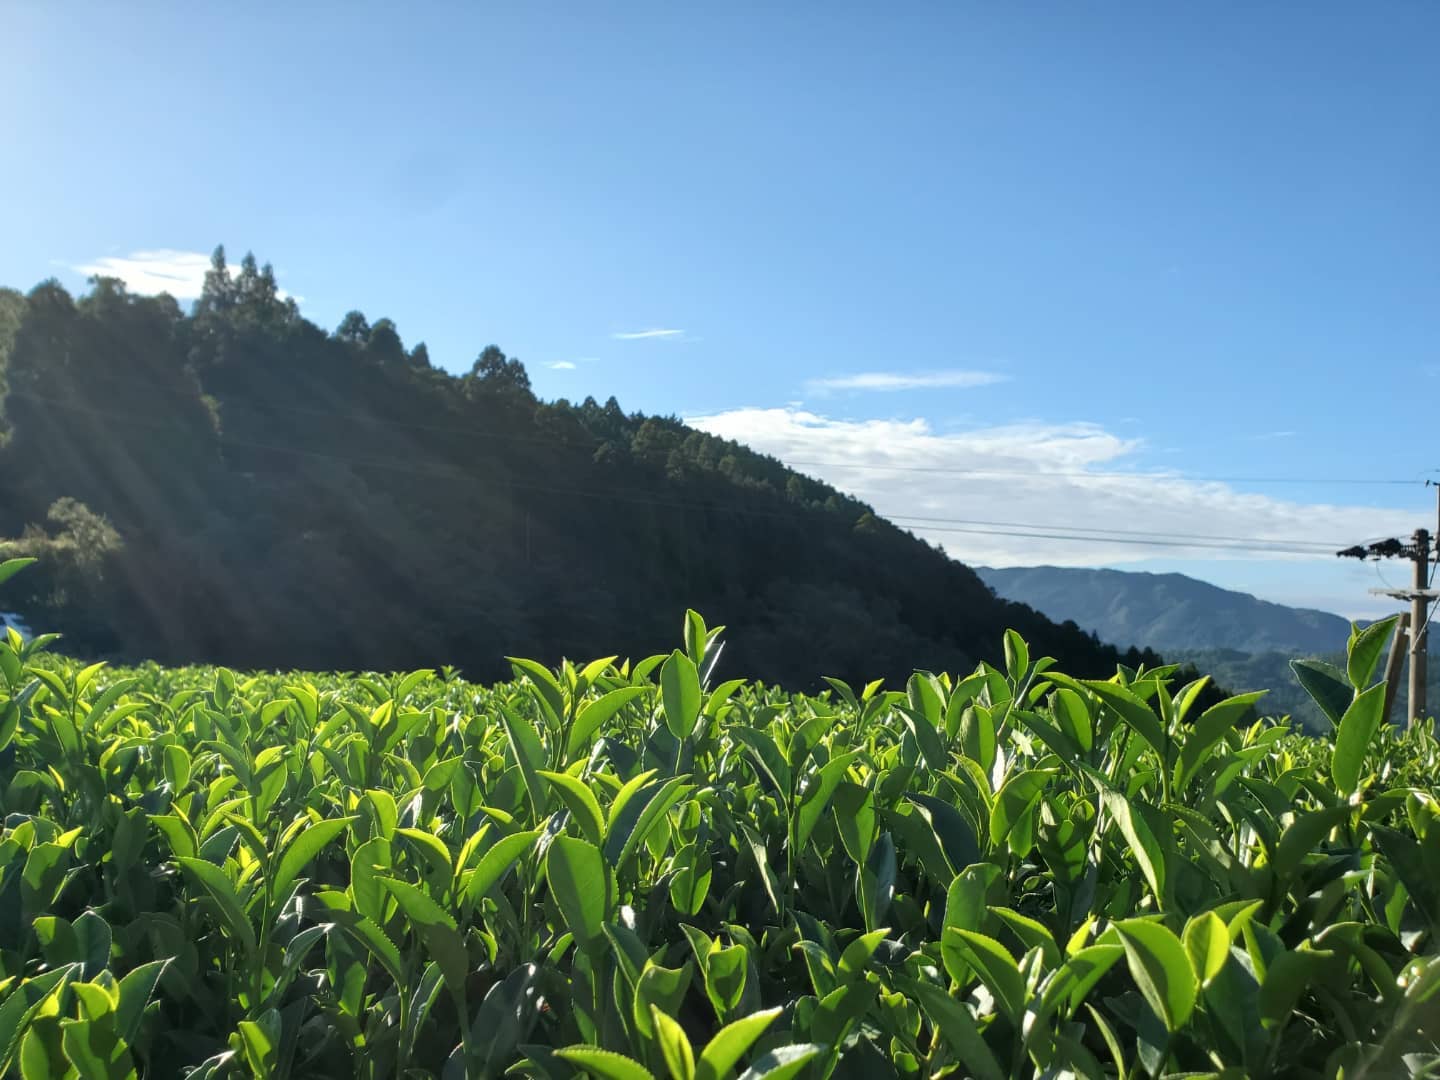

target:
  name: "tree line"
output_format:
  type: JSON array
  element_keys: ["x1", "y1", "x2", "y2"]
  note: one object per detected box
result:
[{"x1": 0, "y1": 247, "x2": 1169, "y2": 688}]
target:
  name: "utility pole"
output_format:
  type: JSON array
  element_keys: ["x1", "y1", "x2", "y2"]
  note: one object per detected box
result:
[
  {"x1": 1409, "y1": 528, "x2": 1429, "y2": 726},
  {"x1": 1381, "y1": 612, "x2": 1409, "y2": 726},
  {"x1": 1338, "y1": 484, "x2": 1439, "y2": 728}
]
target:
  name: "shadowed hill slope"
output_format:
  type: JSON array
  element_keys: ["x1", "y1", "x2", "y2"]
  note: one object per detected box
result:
[{"x1": 0, "y1": 251, "x2": 1165, "y2": 688}]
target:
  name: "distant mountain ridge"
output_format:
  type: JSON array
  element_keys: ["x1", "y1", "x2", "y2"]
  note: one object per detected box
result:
[{"x1": 976, "y1": 565, "x2": 1353, "y2": 655}]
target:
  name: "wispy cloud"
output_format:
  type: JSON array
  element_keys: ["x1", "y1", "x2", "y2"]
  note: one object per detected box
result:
[
  {"x1": 807, "y1": 370, "x2": 1009, "y2": 394},
  {"x1": 613, "y1": 328, "x2": 685, "y2": 340},
  {"x1": 1251, "y1": 430, "x2": 1296, "y2": 441},
  {"x1": 73, "y1": 249, "x2": 294, "y2": 302},
  {"x1": 546, "y1": 361, "x2": 578, "y2": 371},
  {"x1": 685, "y1": 406, "x2": 1417, "y2": 590}
]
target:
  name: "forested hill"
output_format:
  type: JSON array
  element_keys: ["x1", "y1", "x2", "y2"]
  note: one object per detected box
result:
[
  {"x1": 0, "y1": 248, "x2": 1163, "y2": 687},
  {"x1": 977, "y1": 566, "x2": 1353, "y2": 655}
]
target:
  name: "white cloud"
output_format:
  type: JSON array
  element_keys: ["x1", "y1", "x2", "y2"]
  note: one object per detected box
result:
[
  {"x1": 613, "y1": 328, "x2": 685, "y2": 340},
  {"x1": 807, "y1": 370, "x2": 1009, "y2": 393},
  {"x1": 73, "y1": 249, "x2": 293, "y2": 302},
  {"x1": 547, "y1": 361, "x2": 578, "y2": 370},
  {"x1": 686, "y1": 407, "x2": 1419, "y2": 576},
  {"x1": 1251, "y1": 430, "x2": 1296, "y2": 441}
]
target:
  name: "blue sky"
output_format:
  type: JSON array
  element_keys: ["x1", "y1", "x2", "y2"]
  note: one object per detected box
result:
[{"x1": 3, "y1": 4, "x2": 1436, "y2": 617}]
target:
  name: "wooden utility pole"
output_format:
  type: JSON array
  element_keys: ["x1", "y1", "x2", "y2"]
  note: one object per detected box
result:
[
  {"x1": 1381, "y1": 612, "x2": 1410, "y2": 726},
  {"x1": 1340, "y1": 485, "x2": 1438, "y2": 728},
  {"x1": 1411, "y1": 528, "x2": 1430, "y2": 726}
]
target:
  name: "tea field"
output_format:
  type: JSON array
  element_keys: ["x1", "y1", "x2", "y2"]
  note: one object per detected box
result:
[{"x1": 0, "y1": 558, "x2": 1436, "y2": 1079}]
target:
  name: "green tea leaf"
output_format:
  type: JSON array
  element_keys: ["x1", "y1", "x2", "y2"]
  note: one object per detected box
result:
[
  {"x1": 1347, "y1": 614, "x2": 1400, "y2": 691},
  {"x1": 695, "y1": 1008, "x2": 781, "y2": 1080},
  {"x1": 236, "y1": 1009, "x2": 280, "y2": 1078},
  {"x1": 859, "y1": 832, "x2": 896, "y2": 933},
  {"x1": 944, "y1": 929, "x2": 1024, "y2": 1021},
  {"x1": 988, "y1": 906, "x2": 1060, "y2": 968},
  {"x1": 556, "y1": 1047, "x2": 657, "y2": 1080},
  {"x1": 894, "y1": 978, "x2": 1003, "y2": 1080},
  {"x1": 380, "y1": 877, "x2": 469, "y2": 1002},
  {"x1": 546, "y1": 836, "x2": 611, "y2": 951},
  {"x1": 941, "y1": 863, "x2": 1000, "y2": 985},
  {"x1": 836, "y1": 928, "x2": 890, "y2": 980},
  {"x1": 1330, "y1": 682, "x2": 1387, "y2": 796},
  {"x1": 794, "y1": 751, "x2": 859, "y2": 852},
  {"x1": 499, "y1": 705, "x2": 550, "y2": 816},
  {"x1": 1097, "y1": 786, "x2": 1166, "y2": 904},
  {"x1": 660, "y1": 650, "x2": 702, "y2": 740},
  {"x1": 273, "y1": 816, "x2": 356, "y2": 898},
  {"x1": 1270, "y1": 804, "x2": 1350, "y2": 884},
  {"x1": 568, "y1": 686, "x2": 648, "y2": 762},
  {"x1": 71, "y1": 912, "x2": 111, "y2": 981},
  {"x1": 668, "y1": 842, "x2": 712, "y2": 917},
  {"x1": 0, "y1": 557, "x2": 37, "y2": 588},
  {"x1": 507, "y1": 657, "x2": 567, "y2": 729},
  {"x1": 1175, "y1": 691, "x2": 1267, "y2": 793},
  {"x1": 1077, "y1": 678, "x2": 1167, "y2": 762},
  {"x1": 177, "y1": 857, "x2": 256, "y2": 956},
  {"x1": 0, "y1": 964, "x2": 80, "y2": 1075},
  {"x1": 115, "y1": 960, "x2": 169, "y2": 1044},
  {"x1": 1114, "y1": 918, "x2": 1197, "y2": 1032},
  {"x1": 735, "y1": 1044, "x2": 825, "y2": 1080},
  {"x1": 605, "y1": 775, "x2": 691, "y2": 872},
  {"x1": 539, "y1": 770, "x2": 605, "y2": 847},
  {"x1": 831, "y1": 782, "x2": 876, "y2": 865},
  {"x1": 908, "y1": 792, "x2": 981, "y2": 878},
  {"x1": 702, "y1": 943, "x2": 748, "y2": 1021},
  {"x1": 650, "y1": 1006, "x2": 695, "y2": 1080},
  {"x1": 633, "y1": 960, "x2": 692, "y2": 1042},
  {"x1": 991, "y1": 769, "x2": 1055, "y2": 849},
  {"x1": 1290, "y1": 659, "x2": 1351, "y2": 729},
  {"x1": 465, "y1": 829, "x2": 540, "y2": 905},
  {"x1": 1003, "y1": 630, "x2": 1030, "y2": 684},
  {"x1": 1183, "y1": 912, "x2": 1229, "y2": 987}
]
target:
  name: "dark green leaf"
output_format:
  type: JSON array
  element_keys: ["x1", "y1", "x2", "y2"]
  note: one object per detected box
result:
[
  {"x1": 546, "y1": 836, "x2": 611, "y2": 951},
  {"x1": 1290, "y1": 659, "x2": 1351, "y2": 729},
  {"x1": 894, "y1": 977, "x2": 1003, "y2": 1080},
  {"x1": 1114, "y1": 918, "x2": 1197, "y2": 1032}
]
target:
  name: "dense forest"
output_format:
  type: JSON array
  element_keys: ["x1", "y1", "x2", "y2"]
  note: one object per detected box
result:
[{"x1": 0, "y1": 247, "x2": 1166, "y2": 688}]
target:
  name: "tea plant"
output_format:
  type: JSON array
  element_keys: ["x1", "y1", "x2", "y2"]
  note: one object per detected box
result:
[{"x1": 0, "y1": 558, "x2": 1436, "y2": 1078}]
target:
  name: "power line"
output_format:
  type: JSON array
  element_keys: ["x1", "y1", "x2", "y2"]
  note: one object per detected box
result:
[
  {"x1": 899, "y1": 522, "x2": 1341, "y2": 557},
  {"x1": 883, "y1": 513, "x2": 1344, "y2": 550}
]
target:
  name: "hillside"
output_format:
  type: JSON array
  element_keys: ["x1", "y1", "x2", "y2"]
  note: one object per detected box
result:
[
  {"x1": 976, "y1": 564, "x2": 1353, "y2": 655},
  {"x1": 1169, "y1": 645, "x2": 1436, "y2": 732},
  {"x1": 0, "y1": 250, "x2": 1165, "y2": 688}
]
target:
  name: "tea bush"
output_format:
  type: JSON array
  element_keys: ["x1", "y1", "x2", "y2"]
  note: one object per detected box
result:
[{"x1": 0, "y1": 559, "x2": 1436, "y2": 1078}]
